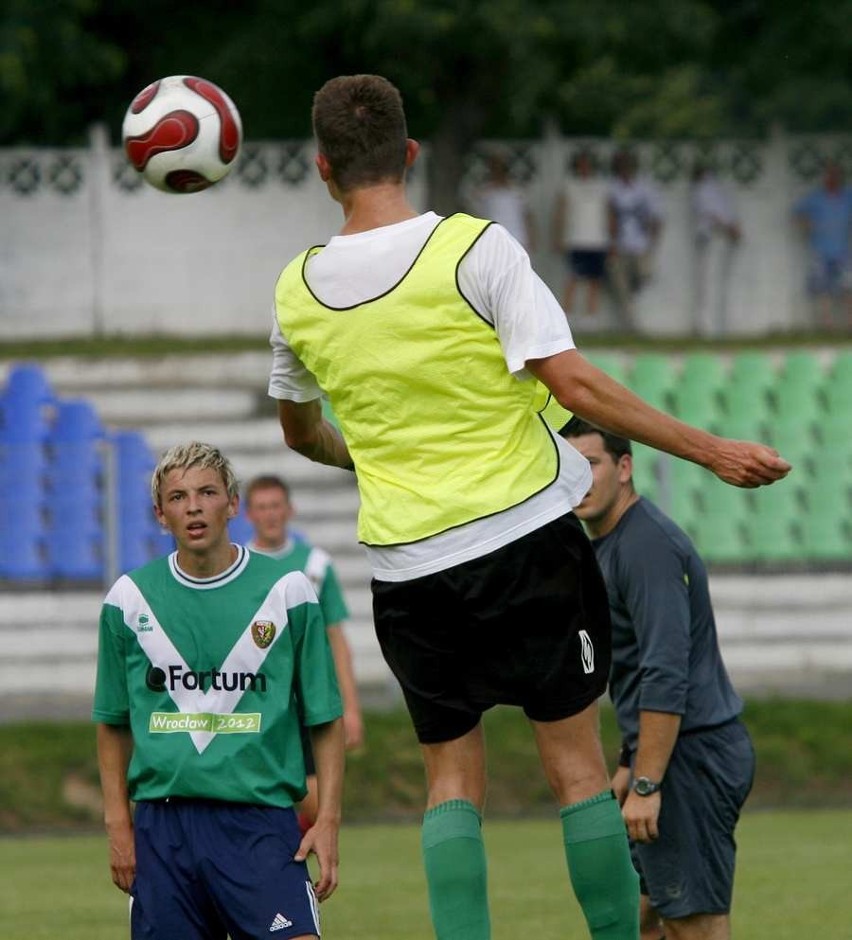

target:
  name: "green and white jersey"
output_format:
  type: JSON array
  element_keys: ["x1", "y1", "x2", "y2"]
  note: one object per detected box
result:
[
  {"x1": 92, "y1": 546, "x2": 342, "y2": 808},
  {"x1": 246, "y1": 539, "x2": 349, "y2": 628}
]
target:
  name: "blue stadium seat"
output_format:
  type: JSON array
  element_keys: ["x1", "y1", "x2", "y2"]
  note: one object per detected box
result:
[
  {"x1": 51, "y1": 399, "x2": 103, "y2": 442},
  {"x1": 45, "y1": 527, "x2": 103, "y2": 580},
  {"x1": 0, "y1": 363, "x2": 55, "y2": 442},
  {"x1": 229, "y1": 511, "x2": 255, "y2": 546}
]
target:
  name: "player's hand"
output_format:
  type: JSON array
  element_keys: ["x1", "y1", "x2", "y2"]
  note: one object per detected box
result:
[
  {"x1": 107, "y1": 822, "x2": 136, "y2": 893},
  {"x1": 611, "y1": 766, "x2": 631, "y2": 807},
  {"x1": 708, "y1": 439, "x2": 792, "y2": 488},
  {"x1": 295, "y1": 817, "x2": 339, "y2": 902},
  {"x1": 622, "y1": 791, "x2": 661, "y2": 844}
]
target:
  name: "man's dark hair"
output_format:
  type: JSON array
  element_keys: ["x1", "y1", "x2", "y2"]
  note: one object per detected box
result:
[
  {"x1": 559, "y1": 416, "x2": 633, "y2": 462},
  {"x1": 244, "y1": 474, "x2": 290, "y2": 505},
  {"x1": 312, "y1": 74, "x2": 408, "y2": 191}
]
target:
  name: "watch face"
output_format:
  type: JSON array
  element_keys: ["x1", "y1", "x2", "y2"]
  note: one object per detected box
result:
[{"x1": 634, "y1": 776, "x2": 659, "y2": 796}]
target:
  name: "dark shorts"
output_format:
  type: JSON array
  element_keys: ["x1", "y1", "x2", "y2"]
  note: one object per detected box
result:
[
  {"x1": 132, "y1": 800, "x2": 320, "y2": 940},
  {"x1": 632, "y1": 719, "x2": 756, "y2": 920},
  {"x1": 568, "y1": 249, "x2": 607, "y2": 280},
  {"x1": 372, "y1": 513, "x2": 611, "y2": 744}
]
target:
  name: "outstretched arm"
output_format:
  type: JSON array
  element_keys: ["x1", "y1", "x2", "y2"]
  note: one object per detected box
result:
[
  {"x1": 528, "y1": 349, "x2": 791, "y2": 487},
  {"x1": 96, "y1": 723, "x2": 135, "y2": 893}
]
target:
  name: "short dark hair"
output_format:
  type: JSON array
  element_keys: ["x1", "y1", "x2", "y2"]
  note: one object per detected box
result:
[
  {"x1": 312, "y1": 74, "x2": 408, "y2": 191},
  {"x1": 244, "y1": 474, "x2": 290, "y2": 505},
  {"x1": 559, "y1": 416, "x2": 632, "y2": 461}
]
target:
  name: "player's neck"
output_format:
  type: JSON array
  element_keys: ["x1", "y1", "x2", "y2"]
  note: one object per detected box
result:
[
  {"x1": 337, "y1": 184, "x2": 420, "y2": 235},
  {"x1": 588, "y1": 489, "x2": 639, "y2": 539},
  {"x1": 176, "y1": 541, "x2": 238, "y2": 579},
  {"x1": 253, "y1": 534, "x2": 288, "y2": 553}
]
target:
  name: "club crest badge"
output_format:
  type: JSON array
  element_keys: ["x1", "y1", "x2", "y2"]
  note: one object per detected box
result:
[{"x1": 251, "y1": 620, "x2": 276, "y2": 649}]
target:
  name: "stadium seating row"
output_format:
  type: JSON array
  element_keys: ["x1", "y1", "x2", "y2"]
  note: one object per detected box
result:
[
  {"x1": 585, "y1": 349, "x2": 851, "y2": 567},
  {"x1": 2, "y1": 351, "x2": 849, "y2": 583}
]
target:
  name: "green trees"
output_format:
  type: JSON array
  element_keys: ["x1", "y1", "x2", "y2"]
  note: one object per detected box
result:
[{"x1": 2, "y1": 0, "x2": 849, "y2": 204}]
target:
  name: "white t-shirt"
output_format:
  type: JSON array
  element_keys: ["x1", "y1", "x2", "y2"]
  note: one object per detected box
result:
[
  {"x1": 609, "y1": 178, "x2": 664, "y2": 255},
  {"x1": 269, "y1": 212, "x2": 592, "y2": 581},
  {"x1": 692, "y1": 176, "x2": 737, "y2": 241},
  {"x1": 562, "y1": 179, "x2": 609, "y2": 249},
  {"x1": 472, "y1": 184, "x2": 531, "y2": 249}
]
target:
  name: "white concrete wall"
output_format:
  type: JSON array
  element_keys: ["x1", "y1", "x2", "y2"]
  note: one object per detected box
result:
[{"x1": 2, "y1": 128, "x2": 844, "y2": 339}]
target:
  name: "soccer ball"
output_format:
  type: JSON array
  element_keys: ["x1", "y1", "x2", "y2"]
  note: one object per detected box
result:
[{"x1": 122, "y1": 75, "x2": 243, "y2": 194}]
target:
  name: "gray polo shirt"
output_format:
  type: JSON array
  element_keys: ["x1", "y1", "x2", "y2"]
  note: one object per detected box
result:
[{"x1": 591, "y1": 496, "x2": 742, "y2": 750}]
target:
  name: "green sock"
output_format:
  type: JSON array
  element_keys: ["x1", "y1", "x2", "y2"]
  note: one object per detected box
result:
[
  {"x1": 421, "y1": 799, "x2": 490, "y2": 940},
  {"x1": 561, "y1": 790, "x2": 640, "y2": 939}
]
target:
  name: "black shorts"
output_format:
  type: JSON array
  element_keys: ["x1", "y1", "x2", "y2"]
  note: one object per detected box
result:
[
  {"x1": 569, "y1": 249, "x2": 607, "y2": 280},
  {"x1": 372, "y1": 513, "x2": 611, "y2": 744}
]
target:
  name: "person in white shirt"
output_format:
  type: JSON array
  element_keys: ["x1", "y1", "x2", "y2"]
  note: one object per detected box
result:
[
  {"x1": 552, "y1": 149, "x2": 610, "y2": 316},
  {"x1": 607, "y1": 150, "x2": 664, "y2": 331},
  {"x1": 468, "y1": 150, "x2": 536, "y2": 252},
  {"x1": 691, "y1": 161, "x2": 741, "y2": 338}
]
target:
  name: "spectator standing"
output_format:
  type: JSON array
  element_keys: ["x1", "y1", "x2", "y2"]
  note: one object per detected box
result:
[
  {"x1": 608, "y1": 150, "x2": 664, "y2": 332},
  {"x1": 793, "y1": 161, "x2": 852, "y2": 331},
  {"x1": 552, "y1": 149, "x2": 610, "y2": 317},
  {"x1": 468, "y1": 150, "x2": 536, "y2": 252},
  {"x1": 690, "y1": 161, "x2": 741, "y2": 338}
]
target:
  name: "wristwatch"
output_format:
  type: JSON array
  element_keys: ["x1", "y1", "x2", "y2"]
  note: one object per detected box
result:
[{"x1": 632, "y1": 776, "x2": 662, "y2": 797}]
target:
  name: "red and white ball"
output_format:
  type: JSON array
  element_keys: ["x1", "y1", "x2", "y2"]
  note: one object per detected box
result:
[{"x1": 122, "y1": 75, "x2": 242, "y2": 194}]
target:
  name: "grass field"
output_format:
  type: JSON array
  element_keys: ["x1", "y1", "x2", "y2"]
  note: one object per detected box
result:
[{"x1": 1, "y1": 810, "x2": 849, "y2": 939}]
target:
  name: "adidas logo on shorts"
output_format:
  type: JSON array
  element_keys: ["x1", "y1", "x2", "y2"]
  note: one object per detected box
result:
[{"x1": 269, "y1": 912, "x2": 293, "y2": 932}]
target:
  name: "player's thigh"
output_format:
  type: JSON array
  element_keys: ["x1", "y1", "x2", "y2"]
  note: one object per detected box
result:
[
  {"x1": 529, "y1": 701, "x2": 609, "y2": 805},
  {"x1": 199, "y1": 804, "x2": 321, "y2": 940},
  {"x1": 132, "y1": 801, "x2": 226, "y2": 940}
]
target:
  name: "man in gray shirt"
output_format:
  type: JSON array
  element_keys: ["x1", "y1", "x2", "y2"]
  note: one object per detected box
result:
[{"x1": 562, "y1": 417, "x2": 755, "y2": 940}]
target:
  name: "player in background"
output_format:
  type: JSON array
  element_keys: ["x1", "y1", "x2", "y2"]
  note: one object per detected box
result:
[
  {"x1": 268, "y1": 74, "x2": 790, "y2": 940},
  {"x1": 562, "y1": 417, "x2": 754, "y2": 940},
  {"x1": 93, "y1": 442, "x2": 344, "y2": 940},
  {"x1": 244, "y1": 473, "x2": 364, "y2": 830}
]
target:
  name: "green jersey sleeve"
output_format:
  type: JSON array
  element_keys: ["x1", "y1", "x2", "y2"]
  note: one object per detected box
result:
[
  {"x1": 289, "y1": 582, "x2": 343, "y2": 727},
  {"x1": 318, "y1": 559, "x2": 349, "y2": 627},
  {"x1": 92, "y1": 599, "x2": 131, "y2": 725}
]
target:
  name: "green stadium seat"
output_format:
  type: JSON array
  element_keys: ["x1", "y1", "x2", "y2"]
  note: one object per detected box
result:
[
  {"x1": 815, "y1": 413, "x2": 852, "y2": 458},
  {"x1": 692, "y1": 477, "x2": 751, "y2": 564},
  {"x1": 728, "y1": 351, "x2": 778, "y2": 397},
  {"x1": 747, "y1": 484, "x2": 802, "y2": 563},
  {"x1": 670, "y1": 353, "x2": 728, "y2": 429},
  {"x1": 723, "y1": 352, "x2": 777, "y2": 426},
  {"x1": 630, "y1": 442, "x2": 660, "y2": 503},
  {"x1": 798, "y1": 503, "x2": 852, "y2": 564},
  {"x1": 720, "y1": 409, "x2": 769, "y2": 443},
  {"x1": 627, "y1": 354, "x2": 678, "y2": 412},
  {"x1": 828, "y1": 350, "x2": 852, "y2": 384},
  {"x1": 772, "y1": 351, "x2": 826, "y2": 416},
  {"x1": 822, "y1": 369, "x2": 852, "y2": 415},
  {"x1": 658, "y1": 458, "x2": 705, "y2": 530}
]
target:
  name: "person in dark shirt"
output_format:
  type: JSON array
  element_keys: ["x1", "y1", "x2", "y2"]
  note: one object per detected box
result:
[{"x1": 562, "y1": 417, "x2": 755, "y2": 940}]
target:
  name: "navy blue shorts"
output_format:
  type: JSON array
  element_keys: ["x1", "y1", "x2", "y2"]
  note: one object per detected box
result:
[
  {"x1": 131, "y1": 799, "x2": 320, "y2": 939},
  {"x1": 632, "y1": 719, "x2": 755, "y2": 920},
  {"x1": 373, "y1": 513, "x2": 611, "y2": 744},
  {"x1": 568, "y1": 249, "x2": 607, "y2": 280}
]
